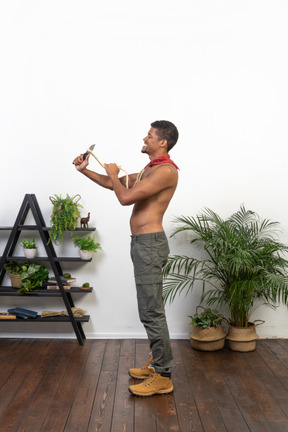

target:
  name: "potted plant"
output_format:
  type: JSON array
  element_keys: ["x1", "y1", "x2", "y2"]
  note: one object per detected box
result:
[
  {"x1": 49, "y1": 194, "x2": 83, "y2": 244},
  {"x1": 5, "y1": 261, "x2": 23, "y2": 288},
  {"x1": 18, "y1": 262, "x2": 49, "y2": 295},
  {"x1": 189, "y1": 306, "x2": 226, "y2": 351},
  {"x1": 21, "y1": 238, "x2": 37, "y2": 259},
  {"x1": 73, "y1": 236, "x2": 102, "y2": 260},
  {"x1": 163, "y1": 206, "x2": 288, "y2": 352},
  {"x1": 5, "y1": 261, "x2": 49, "y2": 294}
]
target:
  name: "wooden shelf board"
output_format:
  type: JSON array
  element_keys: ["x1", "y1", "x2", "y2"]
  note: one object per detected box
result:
[
  {"x1": 0, "y1": 315, "x2": 90, "y2": 322},
  {"x1": 0, "y1": 286, "x2": 93, "y2": 296},
  {"x1": 2, "y1": 256, "x2": 92, "y2": 263},
  {"x1": 0, "y1": 226, "x2": 95, "y2": 231}
]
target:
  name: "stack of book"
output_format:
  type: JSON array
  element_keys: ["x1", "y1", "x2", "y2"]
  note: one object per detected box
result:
[
  {"x1": 7, "y1": 307, "x2": 38, "y2": 319},
  {"x1": 46, "y1": 276, "x2": 76, "y2": 290}
]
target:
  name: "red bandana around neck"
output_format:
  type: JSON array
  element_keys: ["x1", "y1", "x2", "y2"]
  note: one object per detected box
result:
[{"x1": 144, "y1": 154, "x2": 179, "y2": 170}]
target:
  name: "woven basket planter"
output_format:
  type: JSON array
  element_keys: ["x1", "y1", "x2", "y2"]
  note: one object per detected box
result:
[
  {"x1": 9, "y1": 273, "x2": 21, "y2": 289},
  {"x1": 226, "y1": 321, "x2": 264, "y2": 352},
  {"x1": 189, "y1": 324, "x2": 226, "y2": 351}
]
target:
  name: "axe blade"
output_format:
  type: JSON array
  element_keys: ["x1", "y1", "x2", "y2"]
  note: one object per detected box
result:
[{"x1": 83, "y1": 144, "x2": 96, "y2": 160}]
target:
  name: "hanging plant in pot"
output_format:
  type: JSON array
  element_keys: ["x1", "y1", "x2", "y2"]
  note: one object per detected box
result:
[
  {"x1": 49, "y1": 194, "x2": 83, "y2": 245},
  {"x1": 189, "y1": 306, "x2": 226, "y2": 351},
  {"x1": 21, "y1": 239, "x2": 37, "y2": 259},
  {"x1": 73, "y1": 236, "x2": 102, "y2": 260},
  {"x1": 163, "y1": 206, "x2": 288, "y2": 352}
]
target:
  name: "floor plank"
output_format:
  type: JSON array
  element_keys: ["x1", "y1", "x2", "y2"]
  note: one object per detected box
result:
[
  {"x1": 134, "y1": 341, "x2": 158, "y2": 432},
  {"x1": 0, "y1": 339, "x2": 33, "y2": 389},
  {"x1": 220, "y1": 349, "x2": 275, "y2": 432},
  {"x1": 0, "y1": 338, "x2": 287, "y2": 432},
  {"x1": 110, "y1": 339, "x2": 135, "y2": 432},
  {"x1": 64, "y1": 340, "x2": 107, "y2": 432},
  {"x1": 0, "y1": 340, "x2": 49, "y2": 424},
  {"x1": 17, "y1": 340, "x2": 77, "y2": 432},
  {"x1": 200, "y1": 349, "x2": 250, "y2": 432},
  {"x1": 172, "y1": 340, "x2": 203, "y2": 432},
  {"x1": 179, "y1": 340, "x2": 228, "y2": 432},
  {"x1": 87, "y1": 370, "x2": 117, "y2": 432},
  {"x1": 39, "y1": 340, "x2": 93, "y2": 431}
]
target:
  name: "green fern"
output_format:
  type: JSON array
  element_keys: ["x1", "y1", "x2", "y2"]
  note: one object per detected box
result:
[{"x1": 49, "y1": 194, "x2": 82, "y2": 244}]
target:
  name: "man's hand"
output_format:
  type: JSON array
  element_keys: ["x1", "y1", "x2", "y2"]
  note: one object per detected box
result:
[
  {"x1": 73, "y1": 153, "x2": 90, "y2": 172},
  {"x1": 104, "y1": 163, "x2": 120, "y2": 178}
]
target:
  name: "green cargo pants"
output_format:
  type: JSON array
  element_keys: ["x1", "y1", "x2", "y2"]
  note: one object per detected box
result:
[{"x1": 130, "y1": 232, "x2": 173, "y2": 373}]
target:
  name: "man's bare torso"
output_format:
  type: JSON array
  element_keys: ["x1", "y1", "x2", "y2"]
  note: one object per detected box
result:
[{"x1": 129, "y1": 164, "x2": 178, "y2": 235}]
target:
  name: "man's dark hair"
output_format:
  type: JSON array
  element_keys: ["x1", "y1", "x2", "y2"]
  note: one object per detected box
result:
[{"x1": 151, "y1": 120, "x2": 179, "y2": 152}]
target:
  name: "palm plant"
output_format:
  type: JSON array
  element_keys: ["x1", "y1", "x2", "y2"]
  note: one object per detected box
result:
[{"x1": 163, "y1": 206, "x2": 288, "y2": 327}]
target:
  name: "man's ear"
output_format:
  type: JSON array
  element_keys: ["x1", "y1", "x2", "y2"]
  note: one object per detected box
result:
[{"x1": 160, "y1": 139, "x2": 168, "y2": 150}]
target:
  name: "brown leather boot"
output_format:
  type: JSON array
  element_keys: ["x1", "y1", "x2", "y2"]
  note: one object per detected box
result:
[
  {"x1": 129, "y1": 353, "x2": 155, "y2": 379},
  {"x1": 129, "y1": 372, "x2": 173, "y2": 397}
]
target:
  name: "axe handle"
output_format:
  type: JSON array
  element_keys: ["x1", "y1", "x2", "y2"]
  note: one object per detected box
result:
[
  {"x1": 87, "y1": 149, "x2": 105, "y2": 168},
  {"x1": 72, "y1": 151, "x2": 89, "y2": 164},
  {"x1": 88, "y1": 149, "x2": 129, "y2": 189}
]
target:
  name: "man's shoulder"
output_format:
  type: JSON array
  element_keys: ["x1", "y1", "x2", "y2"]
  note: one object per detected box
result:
[
  {"x1": 142, "y1": 164, "x2": 178, "y2": 188},
  {"x1": 148, "y1": 163, "x2": 178, "y2": 176}
]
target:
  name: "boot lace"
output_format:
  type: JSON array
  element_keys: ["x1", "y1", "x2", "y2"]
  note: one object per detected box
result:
[
  {"x1": 143, "y1": 373, "x2": 158, "y2": 387},
  {"x1": 140, "y1": 358, "x2": 153, "y2": 370}
]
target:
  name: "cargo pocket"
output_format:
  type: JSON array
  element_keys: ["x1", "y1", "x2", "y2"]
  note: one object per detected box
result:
[
  {"x1": 136, "y1": 243, "x2": 152, "y2": 265},
  {"x1": 157, "y1": 239, "x2": 170, "y2": 267},
  {"x1": 133, "y1": 243, "x2": 153, "y2": 284}
]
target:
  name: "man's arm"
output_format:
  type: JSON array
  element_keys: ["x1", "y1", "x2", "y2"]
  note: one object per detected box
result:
[
  {"x1": 105, "y1": 163, "x2": 177, "y2": 206},
  {"x1": 73, "y1": 154, "x2": 137, "y2": 190}
]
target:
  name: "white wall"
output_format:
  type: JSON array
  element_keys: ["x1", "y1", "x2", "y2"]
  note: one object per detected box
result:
[{"x1": 0, "y1": 0, "x2": 288, "y2": 339}]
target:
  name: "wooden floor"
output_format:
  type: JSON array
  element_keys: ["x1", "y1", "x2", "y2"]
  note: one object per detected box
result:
[{"x1": 1, "y1": 338, "x2": 288, "y2": 432}]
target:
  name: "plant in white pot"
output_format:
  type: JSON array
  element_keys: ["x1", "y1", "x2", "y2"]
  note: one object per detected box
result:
[
  {"x1": 21, "y1": 239, "x2": 37, "y2": 259},
  {"x1": 163, "y1": 206, "x2": 288, "y2": 352},
  {"x1": 73, "y1": 236, "x2": 102, "y2": 260}
]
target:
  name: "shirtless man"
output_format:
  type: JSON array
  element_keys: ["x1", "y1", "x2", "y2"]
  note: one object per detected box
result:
[{"x1": 73, "y1": 120, "x2": 179, "y2": 396}]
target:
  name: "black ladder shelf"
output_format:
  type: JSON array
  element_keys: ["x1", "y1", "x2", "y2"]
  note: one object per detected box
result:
[{"x1": 0, "y1": 194, "x2": 95, "y2": 345}]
